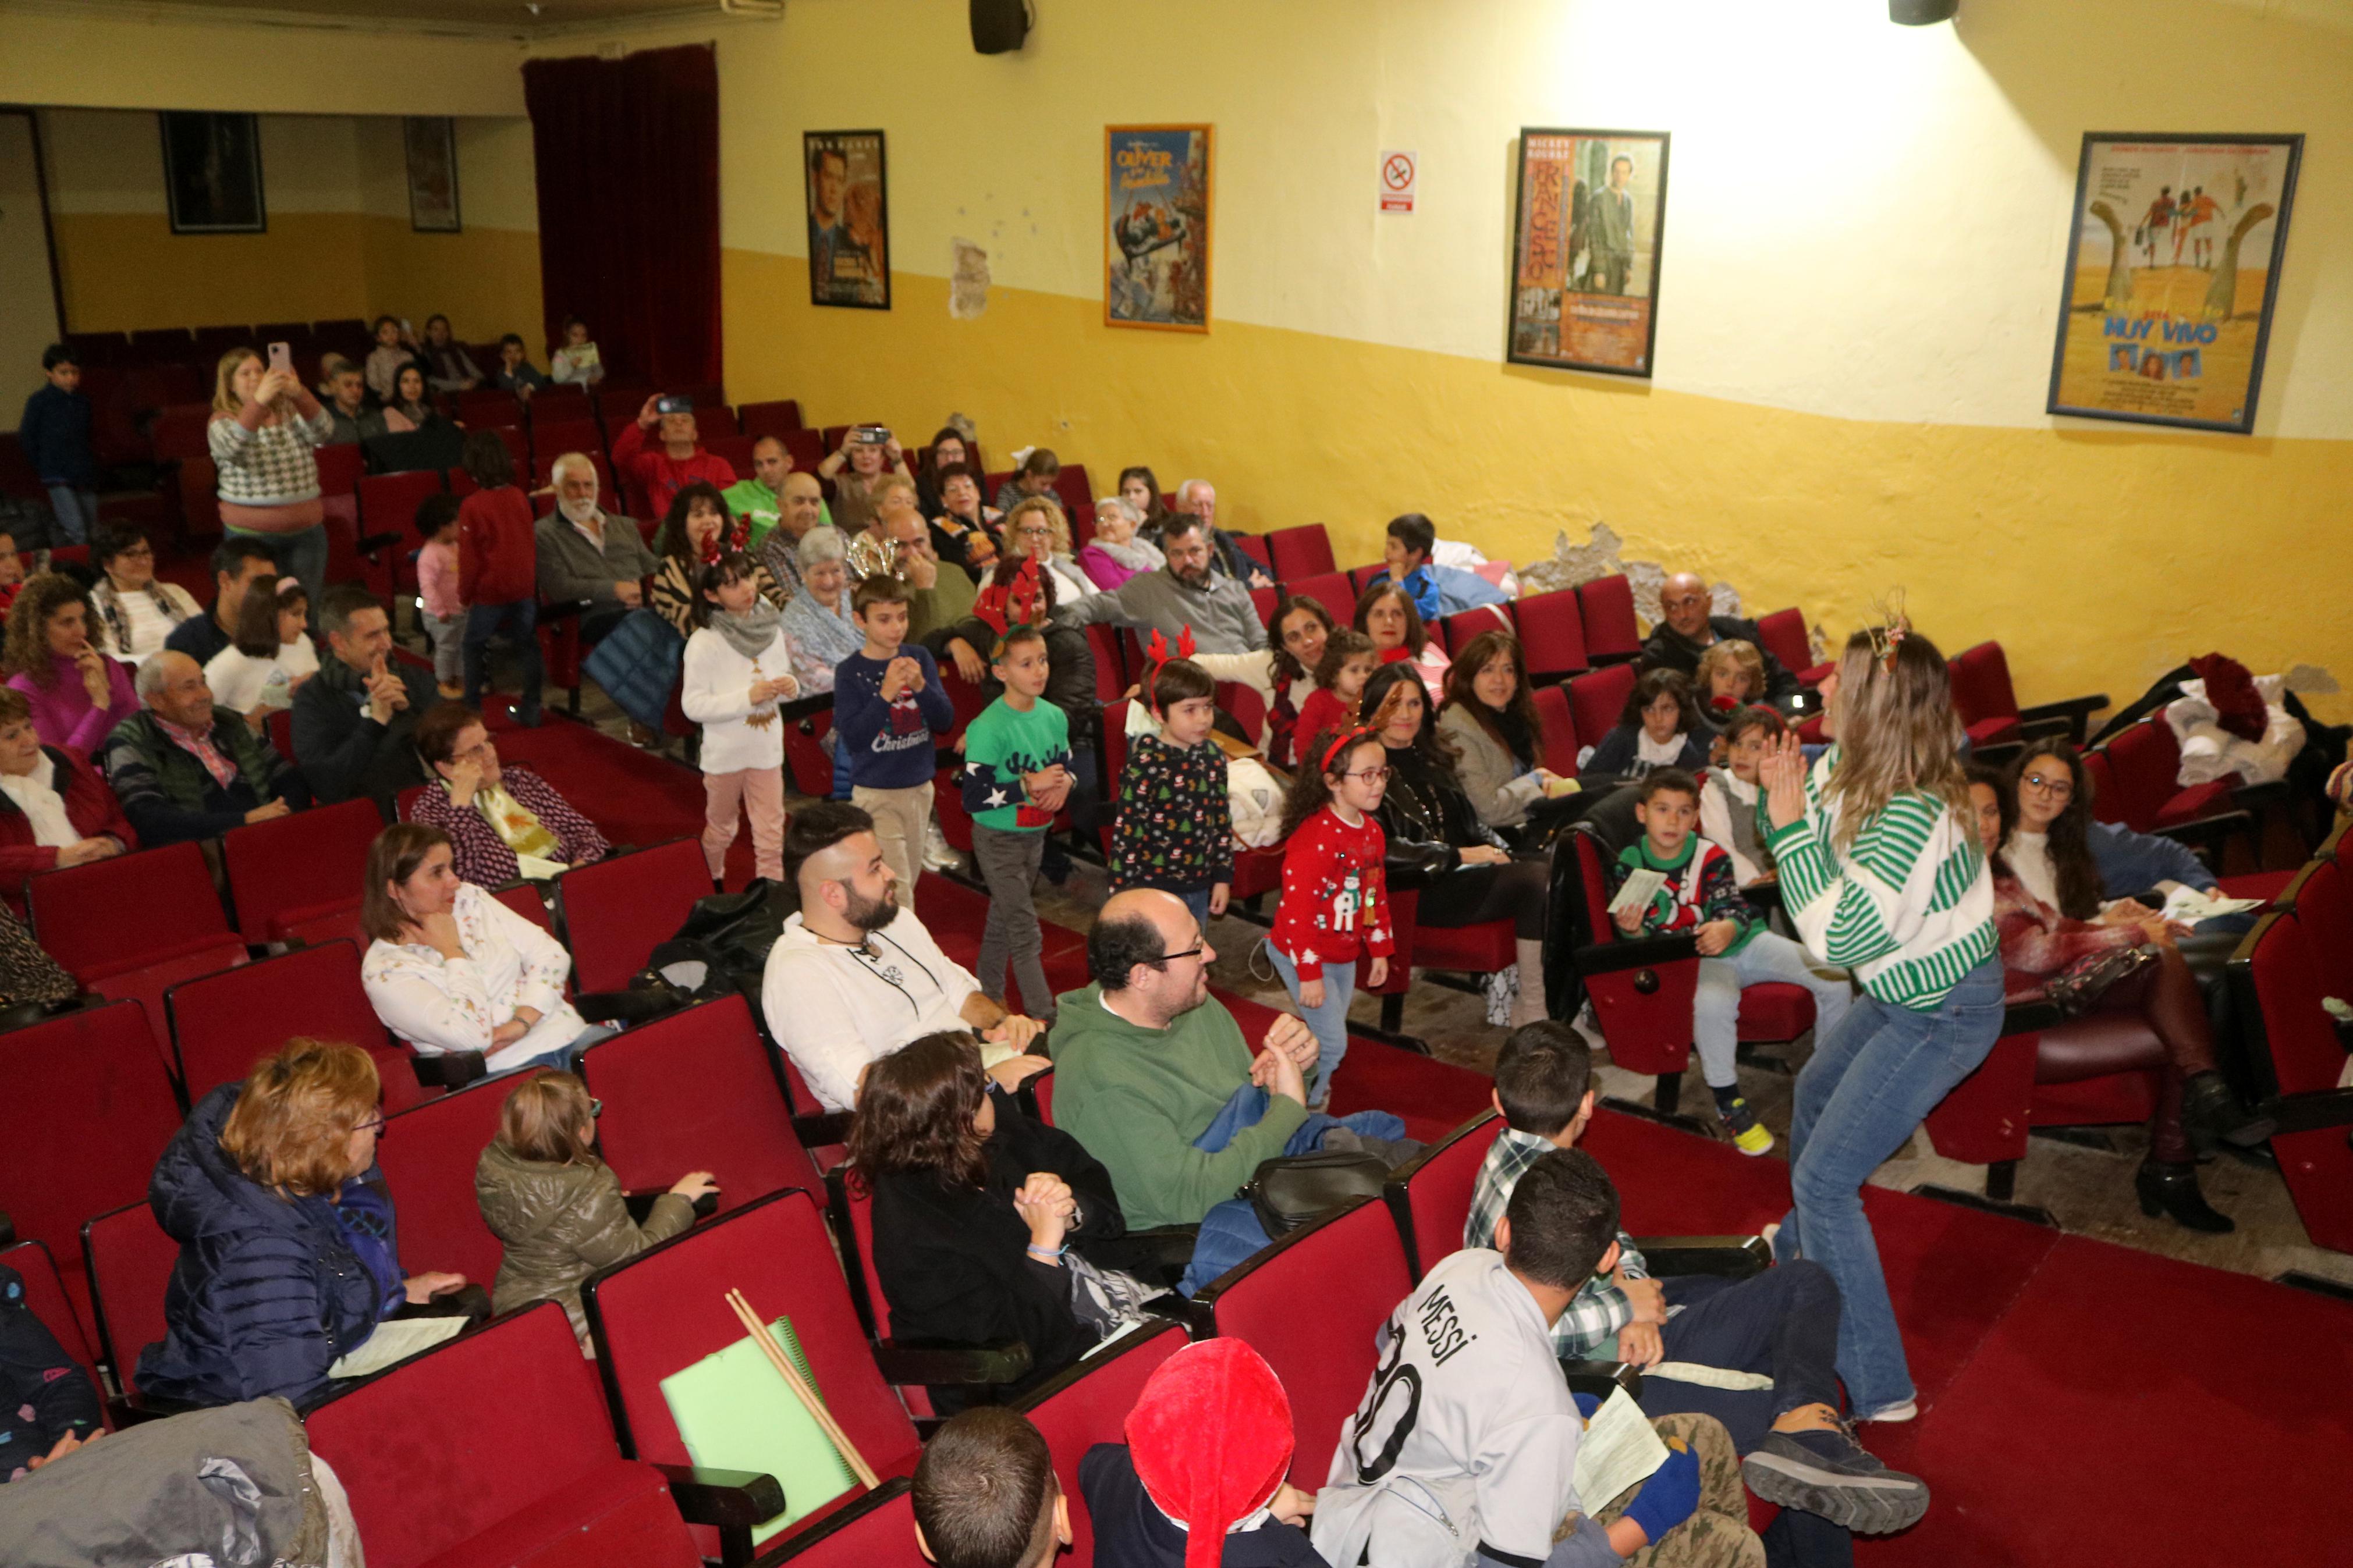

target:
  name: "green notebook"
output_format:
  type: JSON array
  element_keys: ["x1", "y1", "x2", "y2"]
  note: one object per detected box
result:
[{"x1": 659, "y1": 1315, "x2": 860, "y2": 1545}]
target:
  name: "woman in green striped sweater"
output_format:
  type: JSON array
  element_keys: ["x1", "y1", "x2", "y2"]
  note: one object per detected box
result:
[{"x1": 1756, "y1": 627, "x2": 2004, "y2": 1424}]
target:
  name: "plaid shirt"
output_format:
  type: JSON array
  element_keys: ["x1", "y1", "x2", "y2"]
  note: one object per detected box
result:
[{"x1": 1464, "y1": 1125, "x2": 1648, "y2": 1360}]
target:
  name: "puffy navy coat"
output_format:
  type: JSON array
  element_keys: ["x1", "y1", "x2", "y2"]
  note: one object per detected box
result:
[{"x1": 136, "y1": 1084, "x2": 393, "y2": 1410}]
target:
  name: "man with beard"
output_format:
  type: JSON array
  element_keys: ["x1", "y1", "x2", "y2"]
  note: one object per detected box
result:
[
  {"x1": 762, "y1": 801, "x2": 1048, "y2": 1112},
  {"x1": 1054, "y1": 513, "x2": 1266, "y2": 655},
  {"x1": 534, "y1": 451, "x2": 658, "y2": 647}
]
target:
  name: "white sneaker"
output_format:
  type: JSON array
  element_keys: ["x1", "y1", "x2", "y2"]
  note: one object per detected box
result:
[
  {"x1": 1857, "y1": 1398, "x2": 1918, "y2": 1424},
  {"x1": 921, "y1": 819, "x2": 961, "y2": 871}
]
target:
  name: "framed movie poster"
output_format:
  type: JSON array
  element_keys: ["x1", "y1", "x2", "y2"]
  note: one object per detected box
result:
[
  {"x1": 2046, "y1": 133, "x2": 2301, "y2": 435},
  {"x1": 1507, "y1": 129, "x2": 1670, "y2": 378},
  {"x1": 404, "y1": 117, "x2": 462, "y2": 233},
  {"x1": 805, "y1": 130, "x2": 890, "y2": 310},
  {"x1": 159, "y1": 112, "x2": 265, "y2": 234},
  {"x1": 1105, "y1": 125, "x2": 1212, "y2": 332}
]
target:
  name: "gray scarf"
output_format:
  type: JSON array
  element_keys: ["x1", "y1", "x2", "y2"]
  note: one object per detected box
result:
[{"x1": 710, "y1": 596, "x2": 784, "y2": 662}]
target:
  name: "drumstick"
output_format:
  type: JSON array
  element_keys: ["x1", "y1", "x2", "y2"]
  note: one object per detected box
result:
[{"x1": 723, "y1": 1288, "x2": 879, "y2": 1489}]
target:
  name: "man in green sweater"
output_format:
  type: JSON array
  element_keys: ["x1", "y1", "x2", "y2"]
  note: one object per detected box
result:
[{"x1": 1052, "y1": 888, "x2": 1411, "y2": 1295}]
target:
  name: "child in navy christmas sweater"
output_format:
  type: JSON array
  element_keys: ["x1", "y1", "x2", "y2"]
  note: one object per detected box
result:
[
  {"x1": 1268, "y1": 726, "x2": 1394, "y2": 1108},
  {"x1": 1109, "y1": 655, "x2": 1234, "y2": 930},
  {"x1": 835, "y1": 575, "x2": 954, "y2": 911}
]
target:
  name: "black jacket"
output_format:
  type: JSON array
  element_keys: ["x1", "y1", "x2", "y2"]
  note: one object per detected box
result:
[
  {"x1": 1639, "y1": 614, "x2": 1801, "y2": 702},
  {"x1": 0, "y1": 1262, "x2": 102, "y2": 1477},
  {"x1": 1374, "y1": 744, "x2": 1492, "y2": 887},
  {"x1": 290, "y1": 652, "x2": 439, "y2": 805},
  {"x1": 1578, "y1": 723, "x2": 1710, "y2": 787},
  {"x1": 1080, "y1": 1443, "x2": 1330, "y2": 1568},
  {"x1": 868, "y1": 1088, "x2": 1124, "y2": 1412}
]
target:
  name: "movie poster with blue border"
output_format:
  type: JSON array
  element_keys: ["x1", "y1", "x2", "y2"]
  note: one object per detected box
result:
[
  {"x1": 2046, "y1": 133, "x2": 2301, "y2": 435},
  {"x1": 1105, "y1": 125, "x2": 1212, "y2": 332},
  {"x1": 1508, "y1": 129, "x2": 1669, "y2": 378}
]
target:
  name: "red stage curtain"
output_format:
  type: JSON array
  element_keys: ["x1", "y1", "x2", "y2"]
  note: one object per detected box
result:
[{"x1": 521, "y1": 42, "x2": 722, "y2": 390}]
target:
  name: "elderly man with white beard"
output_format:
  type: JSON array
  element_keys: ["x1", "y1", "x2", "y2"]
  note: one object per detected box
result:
[{"x1": 533, "y1": 451, "x2": 659, "y2": 649}]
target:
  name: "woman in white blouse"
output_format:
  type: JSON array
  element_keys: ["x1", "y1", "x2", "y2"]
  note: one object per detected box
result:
[
  {"x1": 203, "y1": 579, "x2": 318, "y2": 728},
  {"x1": 360, "y1": 823, "x2": 606, "y2": 1076},
  {"x1": 89, "y1": 526, "x2": 200, "y2": 664}
]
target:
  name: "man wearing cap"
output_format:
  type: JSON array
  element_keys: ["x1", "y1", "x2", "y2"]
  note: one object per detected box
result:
[{"x1": 611, "y1": 393, "x2": 738, "y2": 520}]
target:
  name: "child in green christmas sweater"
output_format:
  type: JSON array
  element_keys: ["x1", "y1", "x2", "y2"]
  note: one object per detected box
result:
[{"x1": 960, "y1": 624, "x2": 1073, "y2": 1019}]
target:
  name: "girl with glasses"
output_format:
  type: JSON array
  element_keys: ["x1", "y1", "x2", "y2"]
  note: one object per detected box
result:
[{"x1": 1268, "y1": 719, "x2": 1396, "y2": 1107}]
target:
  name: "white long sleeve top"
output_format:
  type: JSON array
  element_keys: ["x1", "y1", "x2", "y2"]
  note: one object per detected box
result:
[
  {"x1": 758, "y1": 910, "x2": 990, "y2": 1113},
  {"x1": 682, "y1": 625, "x2": 796, "y2": 775},
  {"x1": 362, "y1": 882, "x2": 587, "y2": 1071}
]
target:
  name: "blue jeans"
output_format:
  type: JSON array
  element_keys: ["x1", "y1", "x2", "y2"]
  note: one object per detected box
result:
[
  {"x1": 232, "y1": 524, "x2": 329, "y2": 618},
  {"x1": 463, "y1": 599, "x2": 544, "y2": 723},
  {"x1": 1773, "y1": 955, "x2": 2006, "y2": 1413},
  {"x1": 1694, "y1": 931, "x2": 1854, "y2": 1090},
  {"x1": 1265, "y1": 946, "x2": 1354, "y2": 1105},
  {"x1": 509, "y1": 1023, "x2": 619, "y2": 1075},
  {"x1": 1177, "y1": 1085, "x2": 1407, "y2": 1296},
  {"x1": 45, "y1": 485, "x2": 97, "y2": 546}
]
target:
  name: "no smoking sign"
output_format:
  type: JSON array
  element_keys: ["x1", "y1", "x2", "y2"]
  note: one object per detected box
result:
[{"x1": 1379, "y1": 150, "x2": 1416, "y2": 214}]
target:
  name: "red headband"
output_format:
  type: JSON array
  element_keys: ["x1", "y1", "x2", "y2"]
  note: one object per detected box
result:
[
  {"x1": 1140, "y1": 625, "x2": 1198, "y2": 719},
  {"x1": 1321, "y1": 725, "x2": 1376, "y2": 775}
]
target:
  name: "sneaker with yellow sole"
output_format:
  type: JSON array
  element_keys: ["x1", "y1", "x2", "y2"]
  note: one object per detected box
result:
[{"x1": 1719, "y1": 1095, "x2": 1774, "y2": 1157}]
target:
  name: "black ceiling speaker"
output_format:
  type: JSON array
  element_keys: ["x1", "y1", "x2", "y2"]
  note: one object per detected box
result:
[
  {"x1": 1890, "y1": 0, "x2": 1957, "y2": 22},
  {"x1": 971, "y1": 0, "x2": 1030, "y2": 54}
]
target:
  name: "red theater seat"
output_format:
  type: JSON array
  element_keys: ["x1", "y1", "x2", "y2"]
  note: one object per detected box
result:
[
  {"x1": 1016, "y1": 1322, "x2": 1191, "y2": 1568},
  {"x1": 166, "y1": 938, "x2": 417, "y2": 1111},
  {"x1": 375, "y1": 1071, "x2": 544, "y2": 1290},
  {"x1": 557, "y1": 838, "x2": 715, "y2": 993},
  {"x1": 221, "y1": 797, "x2": 385, "y2": 943},
  {"x1": 79, "y1": 1200, "x2": 178, "y2": 1402},
  {"x1": 1574, "y1": 575, "x2": 1641, "y2": 664},
  {"x1": 1382, "y1": 1111, "x2": 1502, "y2": 1279}
]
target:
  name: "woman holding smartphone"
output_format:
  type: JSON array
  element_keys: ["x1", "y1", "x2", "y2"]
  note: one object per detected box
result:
[
  {"x1": 817, "y1": 425, "x2": 910, "y2": 535},
  {"x1": 207, "y1": 346, "x2": 335, "y2": 609}
]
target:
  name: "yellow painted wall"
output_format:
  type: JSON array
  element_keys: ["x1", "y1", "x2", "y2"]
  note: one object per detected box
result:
[
  {"x1": 542, "y1": 0, "x2": 2353, "y2": 726},
  {"x1": 38, "y1": 109, "x2": 541, "y2": 345}
]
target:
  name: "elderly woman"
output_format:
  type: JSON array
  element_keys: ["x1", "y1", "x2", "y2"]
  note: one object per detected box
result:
[
  {"x1": 139, "y1": 1038, "x2": 469, "y2": 1409},
  {"x1": 927, "y1": 463, "x2": 1003, "y2": 579},
  {"x1": 408, "y1": 704, "x2": 609, "y2": 884},
  {"x1": 208, "y1": 346, "x2": 335, "y2": 609},
  {"x1": 88, "y1": 525, "x2": 200, "y2": 664},
  {"x1": 1435, "y1": 630, "x2": 1577, "y2": 846},
  {"x1": 849, "y1": 1030, "x2": 1130, "y2": 1414},
  {"x1": 1355, "y1": 580, "x2": 1450, "y2": 701},
  {"x1": 1077, "y1": 496, "x2": 1159, "y2": 592},
  {"x1": 0, "y1": 685, "x2": 130, "y2": 913},
  {"x1": 360, "y1": 823, "x2": 605, "y2": 1076},
  {"x1": 781, "y1": 525, "x2": 861, "y2": 694},
  {"x1": 3, "y1": 573, "x2": 139, "y2": 753},
  {"x1": 648, "y1": 483, "x2": 786, "y2": 638}
]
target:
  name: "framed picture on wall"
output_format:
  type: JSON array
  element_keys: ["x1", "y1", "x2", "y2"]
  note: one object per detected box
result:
[
  {"x1": 404, "y1": 117, "x2": 462, "y2": 233},
  {"x1": 1105, "y1": 125, "x2": 1212, "y2": 332},
  {"x1": 805, "y1": 130, "x2": 890, "y2": 310},
  {"x1": 1507, "y1": 129, "x2": 1670, "y2": 377},
  {"x1": 2045, "y1": 132, "x2": 2302, "y2": 435},
  {"x1": 159, "y1": 112, "x2": 265, "y2": 234}
]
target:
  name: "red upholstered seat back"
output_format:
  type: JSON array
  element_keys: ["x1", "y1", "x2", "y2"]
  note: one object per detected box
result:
[
  {"x1": 738, "y1": 399, "x2": 804, "y2": 438},
  {"x1": 1018, "y1": 1322, "x2": 1190, "y2": 1567},
  {"x1": 1267, "y1": 524, "x2": 1336, "y2": 582},
  {"x1": 1386, "y1": 1111, "x2": 1500, "y2": 1279},
  {"x1": 169, "y1": 939, "x2": 396, "y2": 1105},
  {"x1": 1087, "y1": 622, "x2": 1128, "y2": 702},
  {"x1": 1754, "y1": 608, "x2": 1813, "y2": 680},
  {"x1": 2079, "y1": 748, "x2": 2121, "y2": 825},
  {"x1": 581, "y1": 993, "x2": 818, "y2": 1213},
  {"x1": 1516, "y1": 588, "x2": 1589, "y2": 680},
  {"x1": 2292, "y1": 861, "x2": 2353, "y2": 998},
  {"x1": 1948, "y1": 641, "x2": 2022, "y2": 728},
  {"x1": 375, "y1": 1071, "x2": 542, "y2": 1290},
  {"x1": 306, "y1": 1302, "x2": 645, "y2": 1568},
  {"x1": 1287, "y1": 571, "x2": 1355, "y2": 625},
  {"x1": 1574, "y1": 575, "x2": 1641, "y2": 662},
  {"x1": 1198, "y1": 1195, "x2": 1414, "y2": 1486},
  {"x1": 79, "y1": 1199, "x2": 178, "y2": 1396},
  {"x1": 1567, "y1": 662, "x2": 1635, "y2": 753},
  {"x1": 1568, "y1": 831, "x2": 1697, "y2": 1078},
  {"x1": 558, "y1": 838, "x2": 714, "y2": 993},
  {"x1": 583, "y1": 1189, "x2": 916, "y2": 1508},
  {"x1": 760, "y1": 1478, "x2": 924, "y2": 1568},
  {"x1": 1439, "y1": 603, "x2": 1516, "y2": 656},
  {"x1": 2100, "y1": 721, "x2": 2180, "y2": 833},
  {"x1": 2246, "y1": 913, "x2": 2341, "y2": 1097},
  {"x1": 29, "y1": 840, "x2": 232, "y2": 982},
  {"x1": 1532, "y1": 684, "x2": 1580, "y2": 776},
  {"x1": 0, "y1": 1002, "x2": 184, "y2": 1335}
]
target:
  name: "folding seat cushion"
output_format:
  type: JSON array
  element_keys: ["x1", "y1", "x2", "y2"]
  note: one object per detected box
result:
[
  {"x1": 2233, "y1": 912, "x2": 2353, "y2": 1253},
  {"x1": 1195, "y1": 1195, "x2": 1414, "y2": 1484},
  {"x1": 1562, "y1": 829, "x2": 1697, "y2": 1086},
  {"x1": 585, "y1": 1190, "x2": 918, "y2": 1551},
  {"x1": 2102, "y1": 720, "x2": 2237, "y2": 831},
  {"x1": 166, "y1": 938, "x2": 406, "y2": 1108},
  {"x1": 1574, "y1": 575, "x2": 1641, "y2": 663},
  {"x1": 1567, "y1": 663, "x2": 1635, "y2": 755},
  {"x1": 307, "y1": 1302, "x2": 700, "y2": 1568},
  {"x1": 753, "y1": 1478, "x2": 921, "y2": 1568},
  {"x1": 374, "y1": 1072, "x2": 544, "y2": 1291},
  {"x1": 222, "y1": 797, "x2": 386, "y2": 943},
  {"x1": 1016, "y1": 1322, "x2": 1190, "y2": 1567},
  {"x1": 1382, "y1": 1111, "x2": 1500, "y2": 1279},
  {"x1": 580, "y1": 994, "x2": 821, "y2": 1213},
  {"x1": 1266, "y1": 523, "x2": 1336, "y2": 582},
  {"x1": 0, "y1": 1003, "x2": 184, "y2": 1335},
  {"x1": 1734, "y1": 983, "x2": 1815, "y2": 1046},
  {"x1": 79, "y1": 1200, "x2": 178, "y2": 1398},
  {"x1": 558, "y1": 839, "x2": 716, "y2": 994}
]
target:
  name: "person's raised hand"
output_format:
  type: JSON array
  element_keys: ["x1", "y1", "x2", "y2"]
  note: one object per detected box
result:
[
  {"x1": 901, "y1": 549, "x2": 938, "y2": 590},
  {"x1": 948, "y1": 638, "x2": 986, "y2": 685},
  {"x1": 1694, "y1": 918, "x2": 1738, "y2": 957},
  {"x1": 1761, "y1": 731, "x2": 1809, "y2": 829},
  {"x1": 669, "y1": 1170, "x2": 719, "y2": 1201},
  {"x1": 74, "y1": 646, "x2": 111, "y2": 706},
  {"x1": 444, "y1": 756, "x2": 483, "y2": 806},
  {"x1": 637, "y1": 394, "x2": 662, "y2": 430},
  {"x1": 893, "y1": 654, "x2": 927, "y2": 694},
  {"x1": 883, "y1": 435, "x2": 904, "y2": 467},
  {"x1": 243, "y1": 799, "x2": 292, "y2": 825},
  {"x1": 1262, "y1": 1012, "x2": 1318, "y2": 1071},
  {"x1": 25, "y1": 1427, "x2": 98, "y2": 1471},
  {"x1": 402, "y1": 1270, "x2": 468, "y2": 1303},
  {"x1": 1616, "y1": 1320, "x2": 1665, "y2": 1368},
  {"x1": 412, "y1": 909, "x2": 464, "y2": 959},
  {"x1": 1257, "y1": 1039, "x2": 1307, "y2": 1106}
]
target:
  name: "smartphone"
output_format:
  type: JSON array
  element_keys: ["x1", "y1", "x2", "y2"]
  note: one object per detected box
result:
[
  {"x1": 655, "y1": 394, "x2": 693, "y2": 416},
  {"x1": 267, "y1": 342, "x2": 293, "y2": 375}
]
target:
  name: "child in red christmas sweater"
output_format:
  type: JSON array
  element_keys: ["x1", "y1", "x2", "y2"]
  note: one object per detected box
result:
[{"x1": 1268, "y1": 724, "x2": 1394, "y2": 1110}]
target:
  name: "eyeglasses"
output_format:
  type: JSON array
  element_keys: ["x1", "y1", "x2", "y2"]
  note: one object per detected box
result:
[
  {"x1": 1344, "y1": 766, "x2": 1392, "y2": 783},
  {"x1": 355, "y1": 1114, "x2": 387, "y2": 1137},
  {"x1": 1156, "y1": 945, "x2": 1207, "y2": 965},
  {"x1": 2022, "y1": 773, "x2": 2074, "y2": 799},
  {"x1": 590, "y1": 1098, "x2": 604, "y2": 1119}
]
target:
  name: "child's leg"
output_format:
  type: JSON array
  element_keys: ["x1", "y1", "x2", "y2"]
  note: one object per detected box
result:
[
  {"x1": 971, "y1": 823, "x2": 1031, "y2": 1004},
  {"x1": 1732, "y1": 930, "x2": 1852, "y2": 1047},
  {"x1": 742, "y1": 766, "x2": 786, "y2": 883},
  {"x1": 460, "y1": 604, "x2": 498, "y2": 706},
  {"x1": 700, "y1": 769, "x2": 747, "y2": 880},
  {"x1": 1266, "y1": 947, "x2": 1355, "y2": 1109},
  {"x1": 1001, "y1": 830, "x2": 1053, "y2": 1018},
  {"x1": 1692, "y1": 957, "x2": 1742, "y2": 1089},
  {"x1": 853, "y1": 783, "x2": 929, "y2": 913},
  {"x1": 507, "y1": 599, "x2": 543, "y2": 723},
  {"x1": 425, "y1": 612, "x2": 463, "y2": 685}
]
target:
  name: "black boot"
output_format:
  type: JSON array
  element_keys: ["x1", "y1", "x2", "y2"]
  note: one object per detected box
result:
[
  {"x1": 2181, "y1": 1071, "x2": 2276, "y2": 1157},
  {"x1": 2136, "y1": 1158, "x2": 2234, "y2": 1233}
]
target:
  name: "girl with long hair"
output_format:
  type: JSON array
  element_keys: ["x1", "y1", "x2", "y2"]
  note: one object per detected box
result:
[
  {"x1": 1116, "y1": 465, "x2": 1177, "y2": 545},
  {"x1": 1581, "y1": 666, "x2": 1710, "y2": 783},
  {"x1": 1269, "y1": 723, "x2": 1396, "y2": 1105},
  {"x1": 1754, "y1": 627, "x2": 2003, "y2": 1422}
]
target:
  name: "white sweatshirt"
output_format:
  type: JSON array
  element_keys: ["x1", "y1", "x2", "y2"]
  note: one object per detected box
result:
[{"x1": 682, "y1": 625, "x2": 796, "y2": 774}]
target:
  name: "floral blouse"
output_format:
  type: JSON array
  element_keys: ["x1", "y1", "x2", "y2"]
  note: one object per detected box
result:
[{"x1": 361, "y1": 881, "x2": 586, "y2": 1072}]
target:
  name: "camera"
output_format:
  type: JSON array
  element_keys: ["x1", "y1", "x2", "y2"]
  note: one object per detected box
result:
[
  {"x1": 851, "y1": 424, "x2": 892, "y2": 446},
  {"x1": 655, "y1": 394, "x2": 694, "y2": 416}
]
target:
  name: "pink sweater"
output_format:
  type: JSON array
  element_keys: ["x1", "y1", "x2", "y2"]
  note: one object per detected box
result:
[
  {"x1": 418, "y1": 538, "x2": 462, "y2": 618},
  {"x1": 9, "y1": 655, "x2": 140, "y2": 754}
]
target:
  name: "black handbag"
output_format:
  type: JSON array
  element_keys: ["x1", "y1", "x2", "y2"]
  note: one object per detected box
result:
[
  {"x1": 2042, "y1": 943, "x2": 2157, "y2": 1016},
  {"x1": 1244, "y1": 1150, "x2": 1390, "y2": 1236},
  {"x1": 575, "y1": 879, "x2": 798, "y2": 1025}
]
